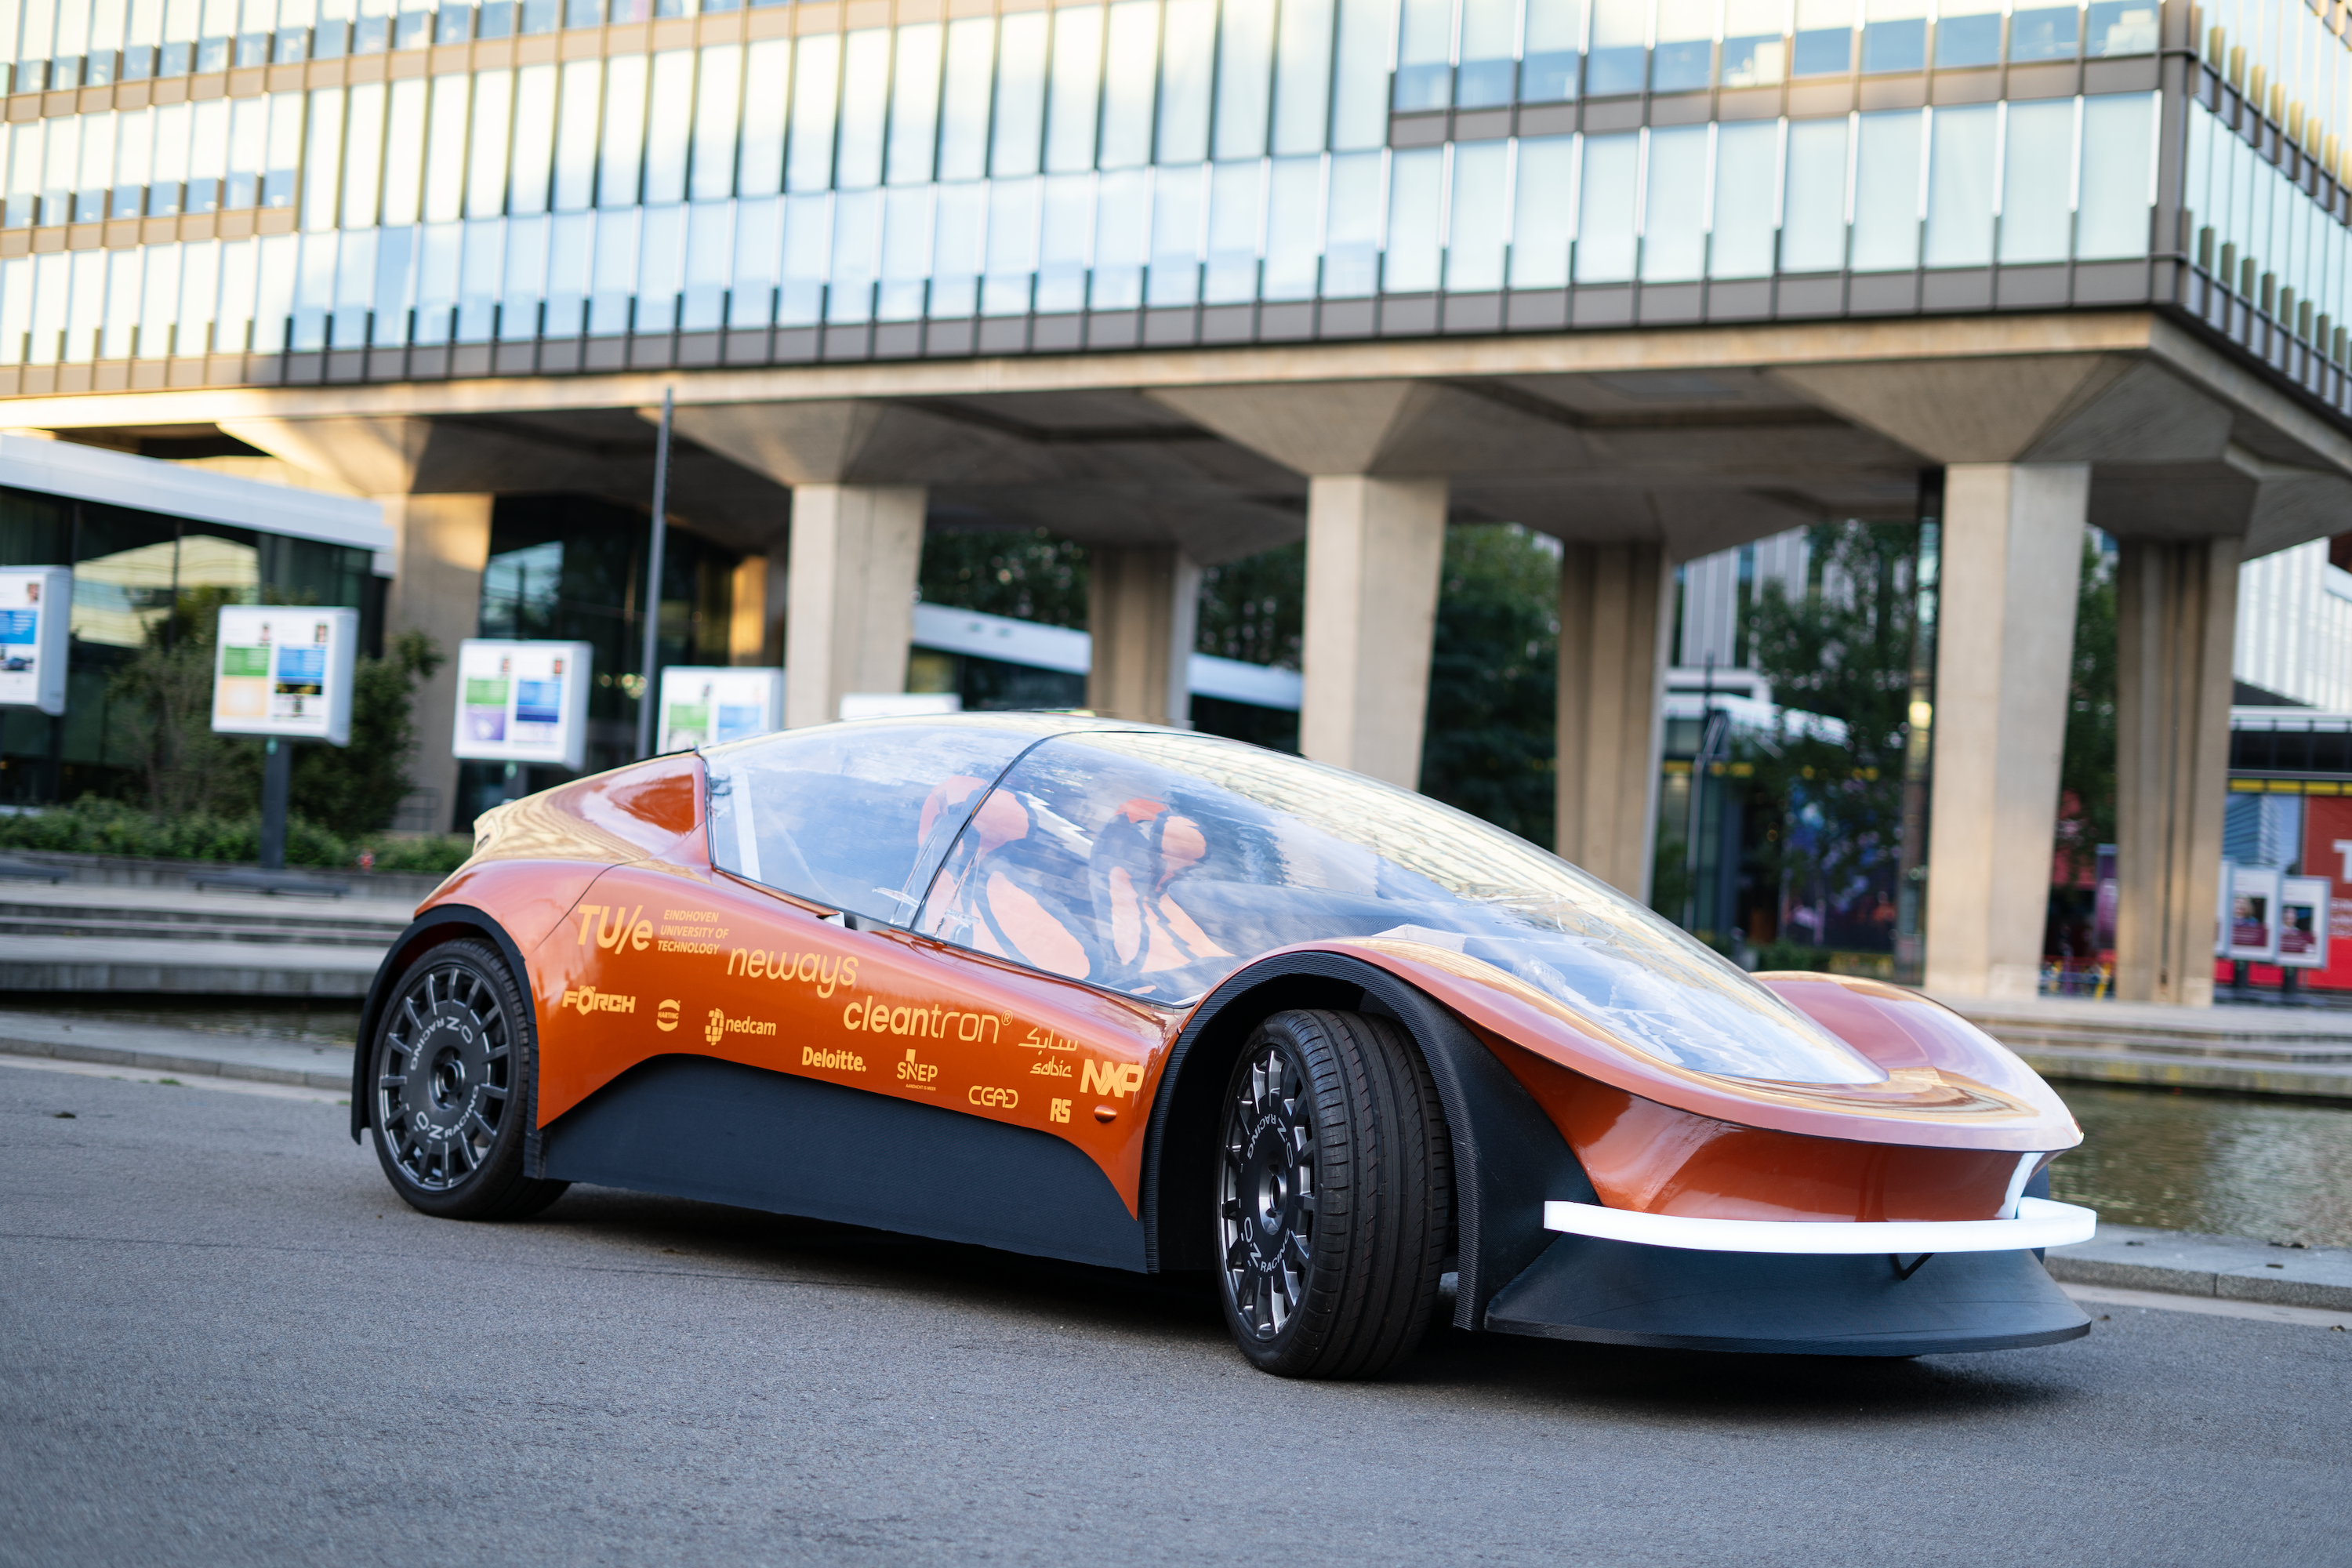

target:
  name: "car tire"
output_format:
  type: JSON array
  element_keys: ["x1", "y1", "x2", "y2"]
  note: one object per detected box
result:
[
  {"x1": 368, "y1": 938, "x2": 568, "y2": 1221},
  {"x1": 1214, "y1": 1008, "x2": 1453, "y2": 1379}
]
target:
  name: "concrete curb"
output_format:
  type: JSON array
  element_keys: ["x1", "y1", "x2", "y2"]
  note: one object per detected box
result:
[
  {"x1": 2045, "y1": 1224, "x2": 2352, "y2": 1312},
  {"x1": 0, "y1": 1035, "x2": 353, "y2": 1091},
  {"x1": 2018, "y1": 1047, "x2": 2352, "y2": 1099}
]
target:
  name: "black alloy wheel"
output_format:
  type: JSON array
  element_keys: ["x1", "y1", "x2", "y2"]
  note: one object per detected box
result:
[
  {"x1": 370, "y1": 938, "x2": 568, "y2": 1221},
  {"x1": 1215, "y1": 1008, "x2": 1452, "y2": 1379}
]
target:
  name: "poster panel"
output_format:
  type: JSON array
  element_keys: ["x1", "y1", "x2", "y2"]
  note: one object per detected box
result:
[
  {"x1": 2299, "y1": 796, "x2": 2352, "y2": 989},
  {"x1": 210, "y1": 605, "x2": 358, "y2": 746},
  {"x1": 657, "y1": 666, "x2": 784, "y2": 751},
  {"x1": 450, "y1": 639, "x2": 593, "y2": 770},
  {"x1": 2224, "y1": 863, "x2": 2283, "y2": 963},
  {"x1": 0, "y1": 566, "x2": 70, "y2": 716},
  {"x1": 2278, "y1": 875, "x2": 2332, "y2": 970}
]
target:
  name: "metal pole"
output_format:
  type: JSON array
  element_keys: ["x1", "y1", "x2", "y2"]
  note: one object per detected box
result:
[
  {"x1": 260, "y1": 737, "x2": 291, "y2": 872},
  {"x1": 633, "y1": 387, "x2": 674, "y2": 761}
]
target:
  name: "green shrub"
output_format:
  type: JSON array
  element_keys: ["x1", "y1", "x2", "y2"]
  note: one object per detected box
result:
[
  {"x1": 0, "y1": 796, "x2": 472, "y2": 877},
  {"x1": 1755, "y1": 941, "x2": 1835, "y2": 974}
]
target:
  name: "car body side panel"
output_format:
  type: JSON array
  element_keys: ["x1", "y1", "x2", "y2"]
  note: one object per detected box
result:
[
  {"x1": 1470, "y1": 1025, "x2": 2033, "y2": 1222},
  {"x1": 420, "y1": 857, "x2": 612, "y2": 957},
  {"x1": 532, "y1": 860, "x2": 1178, "y2": 1211},
  {"x1": 539, "y1": 1054, "x2": 1147, "y2": 1270},
  {"x1": 1307, "y1": 940, "x2": 2078, "y2": 1152}
]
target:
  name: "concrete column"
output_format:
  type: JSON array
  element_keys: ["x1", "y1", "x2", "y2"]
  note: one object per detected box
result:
[
  {"x1": 1555, "y1": 542, "x2": 1673, "y2": 899},
  {"x1": 1922, "y1": 463, "x2": 2089, "y2": 999},
  {"x1": 379, "y1": 492, "x2": 494, "y2": 831},
  {"x1": 783, "y1": 484, "x2": 926, "y2": 728},
  {"x1": 1087, "y1": 545, "x2": 1202, "y2": 727},
  {"x1": 1298, "y1": 475, "x2": 1448, "y2": 788},
  {"x1": 2114, "y1": 536, "x2": 2239, "y2": 1006},
  {"x1": 728, "y1": 555, "x2": 770, "y2": 666}
]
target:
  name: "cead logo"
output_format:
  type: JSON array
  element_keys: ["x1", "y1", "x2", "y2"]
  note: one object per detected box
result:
[
  {"x1": 655, "y1": 999, "x2": 680, "y2": 1033},
  {"x1": 560, "y1": 986, "x2": 637, "y2": 1017},
  {"x1": 1081, "y1": 1059, "x2": 1145, "y2": 1100},
  {"x1": 967, "y1": 1084, "x2": 1018, "y2": 1109}
]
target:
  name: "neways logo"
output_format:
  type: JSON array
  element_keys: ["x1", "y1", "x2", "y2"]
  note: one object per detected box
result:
[{"x1": 560, "y1": 986, "x2": 635, "y2": 1016}]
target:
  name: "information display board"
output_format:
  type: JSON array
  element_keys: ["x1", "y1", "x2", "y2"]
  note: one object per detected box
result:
[
  {"x1": 0, "y1": 565, "x2": 69, "y2": 716},
  {"x1": 2279, "y1": 875, "x2": 2332, "y2": 970},
  {"x1": 451, "y1": 639, "x2": 593, "y2": 771},
  {"x1": 657, "y1": 666, "x2": 784, "y2": 751},
  {"x1": 2224, "y1": 862, "x2": 2284, "y2": 963},
  {"x1": 210, "y1": 605, "x2": 358, "y2": 746}
]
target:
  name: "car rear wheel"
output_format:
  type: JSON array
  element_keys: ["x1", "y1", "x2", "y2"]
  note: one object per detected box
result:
[
  {"x1": 369, "y1": 938, "x2": 568, "y2": 1221},
  {"x1": 1214, "y1": 1008, "x2": 1452, "y2": 1378}
]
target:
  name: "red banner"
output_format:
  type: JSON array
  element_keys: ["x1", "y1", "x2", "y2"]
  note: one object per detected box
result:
[{"x1": 2300, "y1": 795, "x2": 2352, "y2": 990}]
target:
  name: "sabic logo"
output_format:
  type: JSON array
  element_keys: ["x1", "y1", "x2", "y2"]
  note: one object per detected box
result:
[
  {"x1": 560, "y1": 986, "x2": 637, "y2": 1017},
  {"x1": 1081, "y1": 1059, "x2": 1145, "y2": 1100},
  {"x1": 655, "y1": 999, "x2": 680, "y2": 1033}
]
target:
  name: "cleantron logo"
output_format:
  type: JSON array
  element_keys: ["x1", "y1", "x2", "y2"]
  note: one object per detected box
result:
[
  {"x1": 560, "y1": 986, "x2": 637, "y2": 1016},
  {"x1": 705, "y1": 1008, "x2": 779, "y2": 1047}
]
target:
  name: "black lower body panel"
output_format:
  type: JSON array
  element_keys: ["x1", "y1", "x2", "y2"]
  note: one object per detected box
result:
[
  {"x1": 1484, "y1": 1234, "x2": 2091, "y2": 1356},
  {"x1": 539, "y1": 1054, "x2": 1148, "y2": 1271}
]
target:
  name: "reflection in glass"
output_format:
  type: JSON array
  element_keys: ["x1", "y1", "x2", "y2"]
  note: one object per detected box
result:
[
  {"x1": 1385, "y1": 147, "x2": 1442, "y2": 292},
  {"x1": 1933, "y1": 8, "x2": 2002, "y2": 66},
  {"x1": 1586, "y1": 0, "x2": 1646, "y2": 94},
  {"x1": 2085, "y1": 0, "x2": 2155, "y2": 54},
  {"x1": 2000, "y1": 98, "x2": 2074, "y2": 263},
  {"x1": 1850, "y1": 110, "x2": 1922, "y2": 270},
  {"x1": 1793, "y1": 0, "x2": 1857, "y2": 74},
  {"x1": 1653, "y1": 0, "x2": 1715, "y2": 91},
  {"x1": 1641, "y1": 126, "x2": 1706, "y2": 281},
  {"x1": 1575, "y1": 132, "x2": 1638, "y2": 282},
  {"x1": 2009, "y1": 5, "x2": 2078, "y2": 60},
  {"x1": 1861, "y1": 18, "x2": 1926, "y2": 72},
  {"x1": 1925, "y1": 102, "x2": 1995, "y2": 266},
  {"x1": 1710, "y1": 121, "x2": 1778, "y2": 276},
  {"x1": 1323, "y1": 150, "x2": 1383, "y2": 296},
  {"x1": 1446, "y1": 141, "x2": 1508, "y2": 292},
  {"x1": 1780, "y1": 116, "x2": 1849, "y2": 272},
  {"x1": 2077, "y1": 91, "x2": 2154, "y2": 260},
  {"x1": 1393, "y1": 0, "x2": 1452, "y2": 111},
  {"x1": 915, "y1": 729, "x2": 1889, "y2": 1087},
  {"x1": 1508, "y1": 136, "x2": 1575, "y2": 289},
  {"x1": 1456, "y1": 0, "x2": 1516, "y2": 107}
]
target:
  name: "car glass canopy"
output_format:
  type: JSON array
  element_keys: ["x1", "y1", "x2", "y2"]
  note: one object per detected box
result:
[
  {"x1": 701, "y1": 720, "x2": 1044, "y2": 924},
  {"x1": 913, "y1": 729, "x2": 1888, "y2": 1087}
]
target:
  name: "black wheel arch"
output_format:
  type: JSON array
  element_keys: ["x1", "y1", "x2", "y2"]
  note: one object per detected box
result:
[
  {"x1": 1139, "y1": 951, "x2": 1596, "y2": 1330},
  {"x1": 350, "y1": 906, "x2": 539, "y2": 1145}
]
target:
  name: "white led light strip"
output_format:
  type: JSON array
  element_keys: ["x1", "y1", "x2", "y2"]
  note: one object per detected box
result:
[{"x1": 1542, "y1": 1196, "x2": 2097, "y2": 1254}]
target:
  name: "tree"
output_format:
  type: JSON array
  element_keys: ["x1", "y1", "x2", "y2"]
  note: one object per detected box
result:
[
  {"x1": 1417, "y1": 525, "x2": 1560, "y2": 845},
  {"x1": 1749, "y1": 521, "x2": 1920, "y2": 925},
  {"x1": 292, "y1": 629, "x2": 446, "y2": 832},
  {"x1": 2056, "y1": 536, "x2": 2118, "y2": 884},
  {"x1": 1196, "y1": 541, "x2": 1305, "y2": 670},
  {"x1": 106, "y1": 586, "x2": 260, "y2": 821},
  {"x1": 918, "y1": 528, "x2": 1091, "y2": 628}
]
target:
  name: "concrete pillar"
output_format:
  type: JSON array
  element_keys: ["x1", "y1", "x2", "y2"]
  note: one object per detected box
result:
[
  {"x1": 2114, "y1": 536, "x2": 2239, "y2": 1006},
  {"x1": 1087, "y1": 545, "x2": 1201, "y2": 727},
  {"x1": 783, "y1": 484, "x2": 926, "y2": 728},
  {"x1": 1555, "y1": 542, "x2": 1673, "y2": 899},
  {"x1": 1298, "y1": 475, "x2": 1448, "y2": 788},
  {"x1": 1922, "y1": 463, "x2": 2089, "y2": 999},
  {"x1": 379, "y1": 493, "x2": 494, "y2": 831},
  {"x1": 728, "y1": 555, "x2": 771, "y2": 666}
]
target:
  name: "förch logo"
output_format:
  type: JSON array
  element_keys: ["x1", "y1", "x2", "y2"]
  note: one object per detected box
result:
[
  {"x1": 561, "y1": 986, "x2": 637, "y2": 1017},
  {"x1": 1082, "y1": 1059, "x2": 1145, "y2": 1099},
  {"x1": 705, "y1": 1007, "x2": 779, "y2": 1047},
  {"x1": 656, "y1": 999, "x2": 679, "y2": 1033}
]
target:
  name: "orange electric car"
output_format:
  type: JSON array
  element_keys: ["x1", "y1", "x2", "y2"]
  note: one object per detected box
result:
[{"x1": 353, "y1": 713, "x2": 2097, "y2": 1377}]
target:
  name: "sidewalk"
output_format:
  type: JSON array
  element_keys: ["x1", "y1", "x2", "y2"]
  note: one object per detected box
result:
[
  {"x1": 0, "y1": 880, "x2": 413, "y2": 996},
  {"x1": 1936, "y1": 991, "x2": 2352, "y2": 1098},
  {"x1": 0, "y1": 1008, "x2": 355, "y2": 1091}
]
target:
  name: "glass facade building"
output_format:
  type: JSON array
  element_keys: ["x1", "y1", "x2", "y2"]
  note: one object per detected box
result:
[{"x1": 0, "y1": 0, "x2": 2324, "y2": 416}]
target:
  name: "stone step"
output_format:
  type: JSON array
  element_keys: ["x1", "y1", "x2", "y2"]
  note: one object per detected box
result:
[{"x1": 0, "y1": 910, "x2": 406, "y2": 946}]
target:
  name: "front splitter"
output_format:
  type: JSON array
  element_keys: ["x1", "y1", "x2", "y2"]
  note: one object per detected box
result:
[{"x1": 1483, "y1": 1233, "x2": 2092, "y2": 1356}]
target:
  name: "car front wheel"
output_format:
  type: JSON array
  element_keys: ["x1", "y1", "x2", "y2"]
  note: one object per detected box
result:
[
  {"x1": 1215, "y1": 1008, "x2": 1452, "y2": 1378},
  {"x1": 369, "y1": 938, "x2": 568, "y2": 1221}
]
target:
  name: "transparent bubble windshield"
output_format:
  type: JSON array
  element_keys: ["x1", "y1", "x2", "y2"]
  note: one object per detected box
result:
[
  {"x1": 915, "y1": 731, "x2": 1887, "y2": 1087},
  {"x1": 701, "y1": 720, "x2": 1046, "y2": 925}
]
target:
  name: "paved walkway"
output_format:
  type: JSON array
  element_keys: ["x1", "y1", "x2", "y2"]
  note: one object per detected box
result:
[{"x1": 0, "y1": 1009, "x2": 355, "y2": 1091}]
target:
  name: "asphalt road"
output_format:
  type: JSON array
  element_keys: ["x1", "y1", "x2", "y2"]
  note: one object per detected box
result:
[{"x1": 4, "y1": 1070, "x2": 2349, "y2": 1567}]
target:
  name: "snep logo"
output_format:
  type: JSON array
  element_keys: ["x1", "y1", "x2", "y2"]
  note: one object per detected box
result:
[
  {"x1": 1082, "y1": 1059, "x2": 1145, "y2": 1100},
  {"x1": 560, "y1": 986, "x2": 637, "y2": 1017},
  {"x1": 655, "y1": 999, "x2": 680, "y2": 1033},
  {"x1": 897, "y1": 1049, "x2": 939, "y2": 1090},
  {"x1": 704, "y1": 1008, "x2": 779, "y2": 1047}
]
